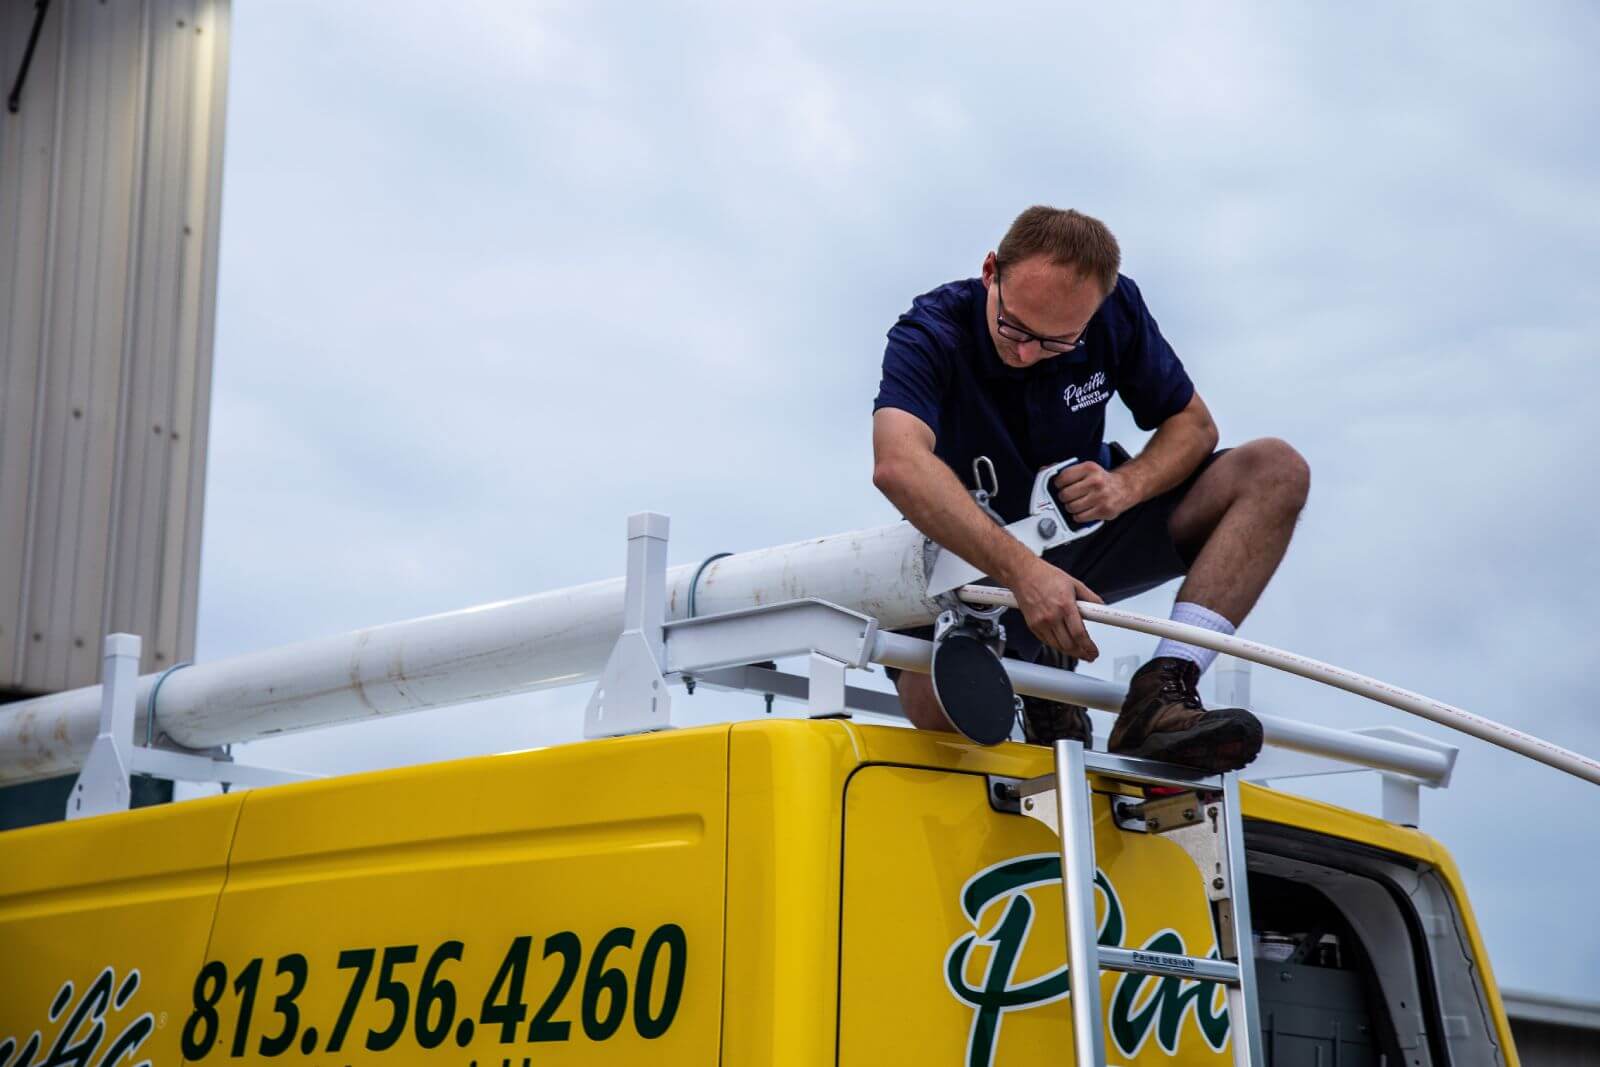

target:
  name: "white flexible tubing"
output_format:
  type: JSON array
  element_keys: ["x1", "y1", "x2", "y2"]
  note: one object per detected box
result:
[{"x1": 957, "y1": 584, "x2": 1600, "y2": 788}]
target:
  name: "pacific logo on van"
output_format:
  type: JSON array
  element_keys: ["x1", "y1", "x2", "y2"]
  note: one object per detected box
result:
[
  {"x1": 2, "y1": 966, "x2": 155, "y2": 1067},
  {"x1": 943, "y1": 854, "x2": 1230, "y2": 1066}
]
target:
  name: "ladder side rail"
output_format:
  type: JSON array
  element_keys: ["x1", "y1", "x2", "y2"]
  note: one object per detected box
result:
[
  {"x1": 1220, "y1": 771, "x2": 1266, "y2": 1067},
  {"x1": 1054, "y1": 739, "x2": 1109, "y2": 1067},
  {"x1": 1020, "y1": 751, "x2": 1265, "y2": 1065}
]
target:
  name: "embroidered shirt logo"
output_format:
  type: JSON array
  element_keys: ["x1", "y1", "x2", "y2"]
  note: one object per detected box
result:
[{"x1": 1063, "y1": 371, "x2": 1110, "y2": 414}]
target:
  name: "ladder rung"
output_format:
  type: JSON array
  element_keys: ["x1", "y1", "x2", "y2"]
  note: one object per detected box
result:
[
  {"x1": 1082, "y1": 750, "x2": 1225, "y2": 791},
  {"x1": 1097, "y1": 946, "x2": 1241, "y2": 984},
  {"x1": 1017, "y1": 750, "x2": 1225, "y2": 797}
]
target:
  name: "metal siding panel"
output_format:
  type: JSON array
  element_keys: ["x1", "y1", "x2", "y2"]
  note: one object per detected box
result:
[
  {"x1": 148, "y1": 0, "x2": 197, "y2": 670},
  {"x1": 124, "y1": 0, "x2": 191, "y2": 674},
  {"x1": 65, "y1": 0, "x2": 146, "y2": 686},
  {"x1": 20, "y1": 0, "x2": 75, "y2": 693},
  {"x1": 111, "y1": 0, "x2": 160, "y2": 673},
  {"x1": 2, "y1": 0, "x2": 224, "y2": 694},
  {"x1": 30, "y1": 0, "x2": 78, "y2": 690},
  {"x1": 0, "y1": 4, "x2": 61, "y2": 684},
  {"x1": 98, "y1": 0, "x2": 154, "y2": 666},
  {"x1": 156, "y1": 0, "x2": 224, "y2": 669},
  {"x1": 108, "y1": 0, "x2": 168, "y2": 667},
  {"x1": 40, "y1": 0, "x2": 117, "y2": 690},
  {"x1": 109, "y1": 0, "x2": 159, "y2": 667},
  {"x1": 174, "y1": 0, "x2": 227, "y2": 666},
  {"x1": 0, "y1": 4, "x2": 18, "y2": 675},
  {"x1": 58, "y1": 1, "x2": 109, "y2": 684},
  {"x1": 48, "y1": 0, "x2": 104, "y2": 687}
]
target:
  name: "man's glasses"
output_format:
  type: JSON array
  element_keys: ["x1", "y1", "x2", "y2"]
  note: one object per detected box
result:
[{"x1": 995, "y1": 277, "x2": 1088, "y2": 354}]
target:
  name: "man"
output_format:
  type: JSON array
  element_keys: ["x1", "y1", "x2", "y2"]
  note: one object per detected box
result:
[{"x1": 872, "y1": 206, "x2": 1309, "y2": 772}]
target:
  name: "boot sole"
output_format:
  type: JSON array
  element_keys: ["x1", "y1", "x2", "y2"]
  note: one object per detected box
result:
[{"x1": 1112, "y1": 715, "x2": 1264, "y2": 773}]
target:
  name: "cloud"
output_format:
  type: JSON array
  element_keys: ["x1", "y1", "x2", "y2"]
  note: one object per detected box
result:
[{"x1": 201, "y1": 0, "x2": 1599, "y2": 996}]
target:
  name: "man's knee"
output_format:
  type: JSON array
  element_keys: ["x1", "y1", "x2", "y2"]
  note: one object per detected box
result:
[
  {"x1": 895, "y1": 670, "x2": 952, "y2": 732},
  {"x1": 1237, "y1": 437, "x2": 1310, "y2": 513}
]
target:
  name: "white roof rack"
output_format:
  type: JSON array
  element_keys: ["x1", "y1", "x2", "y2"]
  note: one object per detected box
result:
[{"x1": 3, "y1": 508, "x2": 1593, "y2": 823}]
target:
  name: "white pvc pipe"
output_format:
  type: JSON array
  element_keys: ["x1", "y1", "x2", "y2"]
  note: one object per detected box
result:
[
  {"x1": 0, "y1": 521, "x2": 939, "y2": 785},
  {"x1": 957, "y1": 585, "x2": 1600, "y2": 787}
]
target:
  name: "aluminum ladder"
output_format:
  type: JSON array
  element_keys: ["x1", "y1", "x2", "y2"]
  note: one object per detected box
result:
[{"x1": 1015, "y1": 740, "x2": 1264, "y2": 1067}]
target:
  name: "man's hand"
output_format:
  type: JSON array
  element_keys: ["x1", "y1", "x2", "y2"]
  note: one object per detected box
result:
[
  {"x1": 1009, "y1": 556, "x2": 1105, "y2": 661},
  {"x1": 1053, "y1": 462, "x2": 1138, "y2": 524},
  {"x1": 872, "y1": 409, "x2": 1105, "y2": 662}
]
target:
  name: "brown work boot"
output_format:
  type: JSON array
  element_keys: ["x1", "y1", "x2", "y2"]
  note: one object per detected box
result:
[
  {"x1": 1019, "y1": 650, "x2": 1092, "y2": 747},
  {"x1": 1020, "y1": 696, "x2": 1093, "y2": 746},
  {"x1": 1108, "y1": 657, "x2": 1263, "y2": 772}
]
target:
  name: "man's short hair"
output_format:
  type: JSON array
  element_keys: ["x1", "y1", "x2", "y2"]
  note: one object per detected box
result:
[{"x1": 996, "y1": 206, "x2": 1121, "y2": 295}]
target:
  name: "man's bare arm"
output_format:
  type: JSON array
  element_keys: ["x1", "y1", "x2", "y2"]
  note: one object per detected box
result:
[
  {"x1": 871, "y1": 409, "x2": 1036, "y2": 585},
  {"x1": 1118, "y1": 392, "x2": 1219, "y2": 501},
  {"x1": 872, "y1": 407, "x2": 1103, "y2": 660},
  {"x1": 1054, "y1": 392, "x2": 1219, "y2": 524}
]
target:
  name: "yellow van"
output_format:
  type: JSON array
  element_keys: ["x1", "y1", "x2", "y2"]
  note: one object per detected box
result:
[{"x1": 0, "y1": 717, "x2": 1517, "y2": 1066}]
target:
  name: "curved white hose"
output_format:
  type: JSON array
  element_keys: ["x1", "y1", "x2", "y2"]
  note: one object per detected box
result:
[{"x1": 958, "y1": 584, "x2": 1600, "y2": 787}]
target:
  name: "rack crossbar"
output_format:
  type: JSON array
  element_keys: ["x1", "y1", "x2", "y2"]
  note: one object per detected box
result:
[{"x1": 872, "y1": 631, "x2": 1454, "y2": 786}]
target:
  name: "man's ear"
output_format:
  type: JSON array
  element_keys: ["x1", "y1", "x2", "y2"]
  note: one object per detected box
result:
[{"x1": 981, "y1": 251, "x2": 997, "y2": 287}]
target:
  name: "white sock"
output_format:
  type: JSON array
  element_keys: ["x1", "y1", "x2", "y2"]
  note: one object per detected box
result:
[{"x1": 1153, "y1": 602, "x2": 1235, "y2": 675}]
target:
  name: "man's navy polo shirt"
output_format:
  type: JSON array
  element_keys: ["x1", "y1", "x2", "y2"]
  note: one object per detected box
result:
[{"x1": 873, "y1": 274, "x2": 1194, "y2": 523}]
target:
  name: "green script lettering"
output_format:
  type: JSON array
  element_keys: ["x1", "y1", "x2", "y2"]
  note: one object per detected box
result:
[{"x1": 944, "y1": 853, "x2": 1230, "y2": 1067}]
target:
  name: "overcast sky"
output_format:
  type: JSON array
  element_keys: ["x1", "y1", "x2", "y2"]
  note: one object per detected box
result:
[{"x1": 199, "y1": 1, "x2": 1599, "y2": 996}]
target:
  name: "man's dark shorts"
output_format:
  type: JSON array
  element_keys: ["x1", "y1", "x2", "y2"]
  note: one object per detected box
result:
[{"x1": 890, "y1": 446, "x2": 1229, "y2": 676}]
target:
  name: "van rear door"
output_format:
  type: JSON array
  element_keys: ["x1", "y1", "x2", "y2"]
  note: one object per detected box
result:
[{"x1": 838, "y1": 764, "x2": 1233, "y2": 1066}]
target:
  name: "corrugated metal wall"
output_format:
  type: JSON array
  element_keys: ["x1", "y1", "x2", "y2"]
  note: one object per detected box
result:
[
  {"x1": 0, "y1": 0, "x2": 230, "y2": 695},
  {"x1": 1509, "y1": 1018, "x2": 1596, "y2": 1066},
  {"x1": 1504, "y1": 990, "x2": 1600, "y2": 1067}
]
